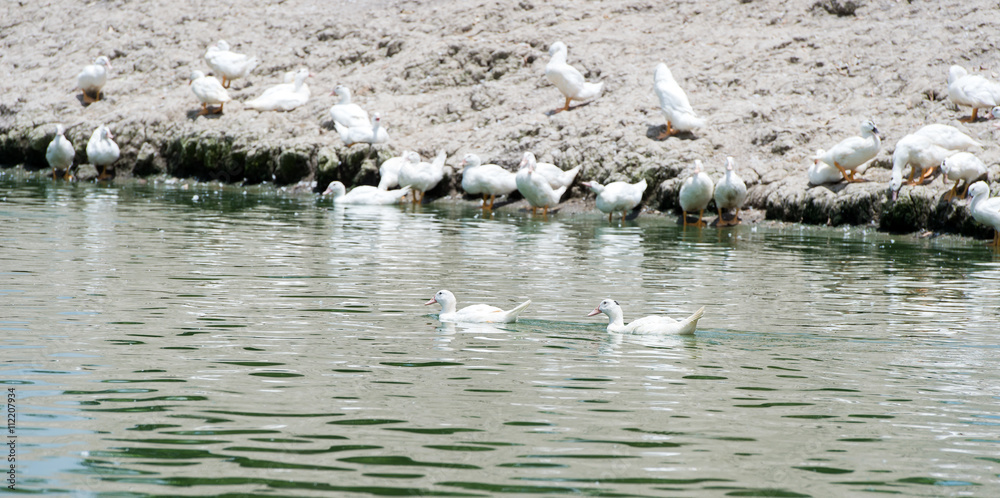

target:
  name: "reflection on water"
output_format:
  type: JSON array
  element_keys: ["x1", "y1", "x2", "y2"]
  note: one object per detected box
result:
[{"x1": 3, "y1": 177, "x2": 999, "y2": 496}]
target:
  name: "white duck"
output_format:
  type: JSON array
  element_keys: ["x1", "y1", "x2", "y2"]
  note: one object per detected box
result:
[
  {"x1": 46, "y1": 124, "x2": 75, "y2": 180},
  {"x1": 425, "y1": 290, "x2": 532, "y2": 324},
  {"x1": 246, "y1": 68, "x2": 311, "y2": 112},
  {"x1": 329, "y1": 85, "x2": 371, "y2": 129},
  {"x1": 947, "y1": 65, "x2": 1000, "y2": 123},
  {"x1": 545, "y1": 41, "x2": 603, "y2": 113},
  {"x1": 588, "y1": 299, "x2": 705, "y2": 335},
  {"x1": 889, "y1": 124, "x2": 980, "y2": 198},
  {"x1": 814, "y1": 120, "x2": 882, "y2": 183},
  {"x1": 204, "y1": 40, "x2": 258, "y2": 89},
  {"x1": 188, "y1": 70, "x2": 231, "y2": 115},
  {"x1": 807, "y1": 151, "x2": 846, "y2": 185},
  {"x1": 714, "y1": 157, "x2": 748, "y2": 227},
  {"x1": 322, "y1": 181, "x2": 411, "y2": 205},
  {"x1": 86, "y1": 125, "x2": 119, "y2": 180},
  {"x1": 653, "y1": 62, "x2": 704, "y2": 138},
  {"x1": 398, "y1": 150, "x2": 446, "y2": 204},
  {"x1": 378, "y1": 151, "x2": 419, "y2": 190},
  {"x1": 335, "y1": 113, "x2": 390, "y2": 147},
  {"x1": 460, "y1": 153, "x2": 518, "y2": 210},
  {"x1": 582, "y1": 178, "x2": 647, "y2": 223},
  {"x1": 940, "y1": 152, "x2": 987, "y2": 201},
  {"x1": 967, "y1": 181, "x2": 1000, "y2": 249},
  {"x1": 889, "y1": 134, "x2": 958, "y2": 200},
  {"x1": 679, "y1": 160, "x2": 715, "y2": 226},
  {"x1": 76, "y1": 56, "x2": 111, "y2": 104},
  {"x1": 516, "y1": 152, "x2": 568, "y2": 216}
]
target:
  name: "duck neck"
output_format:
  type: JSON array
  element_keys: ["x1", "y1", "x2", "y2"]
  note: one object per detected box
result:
[
  {"x1": 550, "y1": 48, "x2": 567, "y2": 65},
  {"x1": 970, "y1": 191, "x2": 987, "y2": 212},
  {"x1": 604, "y1": 307, "x2": 626, "y2": 332},
  {"x1": 439, "y1": 298, "x2": 457, "y2": 315}
]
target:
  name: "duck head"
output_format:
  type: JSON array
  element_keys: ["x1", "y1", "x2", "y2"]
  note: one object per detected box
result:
[
  {"x1": 518, "y1": 152, "x2": 537, "y2": 172},
  {"x1": 460, "y1": 153, "x2": 481, "y2": 169},
  {"x1": 587, "y1": 299, "x2": 620, "y2": 317},
  {"x1": 188, "y1": 70, "x2": 205, "y2": 85},
  {"x1": 861, "y1": 120, "x2": 882, "y2": 139},
  {"x1": 322, "y1": 181, "x2": 346, "y2": 198},
  {"x1": 425, "y1": 290, "x2": 458, "y2": 314}
]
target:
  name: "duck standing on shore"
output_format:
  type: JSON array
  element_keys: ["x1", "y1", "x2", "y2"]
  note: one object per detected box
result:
[
  {"x1": 46, "y1": 124, "x2": 75, "y2": 180},
  {"x1": 813, "y1": 120, "x2": 882, "y2": 183},
  {"x1": 582, "y1": 178, "x2": 647, "y2": 224},
  {"x1": 679, "y1": 160, "x2": 714, "y2": 226},
  {"x1": 947, "y1": 65, "x2": 1000, "y2": 123},
  {"x1": 86, "y1": 125, "x2": 120, "y2": 180},
  {"x1": 545, "y1": 41, "x2": 603, "y2": 113},
  {"x1": 335, "y1": 113, "x2": 389, "y2": 148},
  {"x1": 378, "y1": 151, "x2": 419, "y2": 190},
  {"x1": 940, "y1": 153, "x2": 987, "y2": 201},
  {"x1": 967, "y1": 182, "x2": 1000, "y2": 249},
  {"x1": 653, "y1": 62, "x2": 704, "y2": 138},
  {"x1": 398, "y1": 150, "x2": 446, "y2": 204},
  {"x1": 889, "y1": 124, "x2": 980, "y2": 200},
  {"x1": 460, "y1": 153, "x2": 518, "y2": 210},
  {"x1": 714, "y1": 157, "x2": 747, "y2": 227},
  {"x1": 204, "y1": 40, "x2": 258, "y2": 89},
  {"x1": 76, "y1": 56, "x2": 111, "y2": 104},
  {"x1": 188, "y1": 70, "x2": 231, "y2": 115},
  {"x1": 516, "y1": 152, "x2": 567, "y2": 216}
]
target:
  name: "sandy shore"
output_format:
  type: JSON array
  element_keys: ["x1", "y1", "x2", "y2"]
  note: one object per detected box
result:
[{"x1": 1, "y1": 0, "x2": 998, "y2": 236}]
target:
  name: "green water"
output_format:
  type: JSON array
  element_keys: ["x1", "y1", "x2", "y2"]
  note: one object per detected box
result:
[{"x1": 2, "y1": 175, "x2": 999, "y2": 497}]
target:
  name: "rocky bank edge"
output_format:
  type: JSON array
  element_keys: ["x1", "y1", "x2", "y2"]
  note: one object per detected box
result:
[{"x1": 1, "y1": 0, "x2": 999, "y2": 238}]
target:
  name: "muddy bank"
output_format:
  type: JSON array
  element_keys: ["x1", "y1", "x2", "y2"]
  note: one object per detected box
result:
[{"x1": 1, "y1": 0, "x2": 998, "y2": 238}]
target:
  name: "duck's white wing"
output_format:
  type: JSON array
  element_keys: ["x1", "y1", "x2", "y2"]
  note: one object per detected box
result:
[
  {"x1": 914, "y1": 124, "x2": 981, "y2": 150},
  {"x1": 192, "y1": 77, "x2": 231, "y2": 105},
  {"x1": 654, "y1": 73, "x2": 694, "y2": 115},
  {"x1": 546, "y1": 61, "x2": 586, "y2": 97},
  {"x1": 331, "y1": 104, "x2": 370, "y2": 128},
  {"x1": 954, "y1": 75, "x2": 1000, "y2": 107},
  {"x1": 679, "y1": 174, "x2": 714, "y2": 210}
]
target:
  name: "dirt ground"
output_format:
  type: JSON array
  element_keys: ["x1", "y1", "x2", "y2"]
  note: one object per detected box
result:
[{"x1": 1, "y1": 0, "x2": 999, "y2": 233}]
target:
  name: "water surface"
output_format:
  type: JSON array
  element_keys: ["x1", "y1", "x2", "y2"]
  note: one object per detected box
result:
[{"x1": 3, "y1": 177, "x2": 999, "y2": 497}]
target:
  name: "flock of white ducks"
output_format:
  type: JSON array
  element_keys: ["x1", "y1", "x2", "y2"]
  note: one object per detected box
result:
[{"x1": 45, "y1": 39, "x2": 1000, "y2": 243}]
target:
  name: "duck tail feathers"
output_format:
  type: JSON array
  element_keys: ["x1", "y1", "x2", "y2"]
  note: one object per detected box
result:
[
  {"x1": 674, "y1": 113, "x2": 704, "y2": 131},
  {"x1": 675, "y1": 306, "x2": 705, "y2": 336},
  {"x1": 502, "y1": 300, "x2": 532, "y2": 323},
  {"x1": 564, "y1": 165, "x2": 582, "y2": 184},
  {"x1": 579, "y1": 81, "x2": 604, "y2": 100}
]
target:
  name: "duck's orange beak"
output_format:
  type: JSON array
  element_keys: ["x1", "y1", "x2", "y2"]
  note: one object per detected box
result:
[{"x1": 424, "y1": 297, "x2": 437, "y2": 306}]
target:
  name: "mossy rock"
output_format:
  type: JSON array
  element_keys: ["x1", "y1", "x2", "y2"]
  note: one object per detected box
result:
[
  {"x1": 274, "y1": 148, "x2": 312, "y2": 185},
  {"x1": 243, "y1": 147, "x2": 276, "y2": 184},
  {"x1": 880, "y1": 190, "x2": 930, "y2": 233}
]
